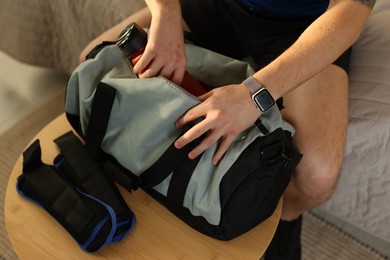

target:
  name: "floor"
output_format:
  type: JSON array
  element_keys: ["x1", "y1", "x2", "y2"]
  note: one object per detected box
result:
[
  {"x1": 0, "y1": 51, "x2": 69, "y2": 135},
  {"x1": 0, "y1": 50, "x2": 70, "y2": 260}
]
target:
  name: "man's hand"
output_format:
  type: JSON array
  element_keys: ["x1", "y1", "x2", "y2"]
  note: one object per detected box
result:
[
  {"x1": 174, "y1": 84, "x2": 261, "y2": 165},
  {"x1": 136, "y1": 0, "x2": 187, "y2": 85},
  {"x1": 79, "y1": 0, "x2": 187, "y2": 86}
]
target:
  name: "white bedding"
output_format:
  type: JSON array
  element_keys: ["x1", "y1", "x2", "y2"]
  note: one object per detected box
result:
[{"x1": 318, "y1": 0, "x2": 390, "y2": 251}]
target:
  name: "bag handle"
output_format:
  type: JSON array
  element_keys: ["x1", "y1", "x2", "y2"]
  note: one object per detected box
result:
[
  {"x1": 139, "y1": 133, "x2": 202, "y2": 188},
  {"x1": 85, "y1": 82, "x2": 117, "y2": 159},
  {"x1": 85, "y1": 81, "x2": 203, "y2": 190},
  {"x1": 83, "y1": 82, "x2": 142, "y2": 190}
]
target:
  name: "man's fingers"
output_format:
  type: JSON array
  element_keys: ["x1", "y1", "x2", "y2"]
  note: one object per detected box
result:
[
  {"x1": 212, "y1": 135, "x2": 235, "y2": 165},
  {"x1": 176, "y1": 125, "x2": 235, "y2": 165},
  {"x1": 175, "y1": 105, "x2": 205, "y2": 129},
  {"x1": 174, "y1": 118, "x2": 209, "y2": 149},
  {"x1": 133, "y1": 54, "x2": 153, "y2": 75},
  {"x1": 187, "y1": 130, "x2": 222, "y2": 160},
  {"x1": 170, "y1": 67, "x2": 186, "y2": 86}
]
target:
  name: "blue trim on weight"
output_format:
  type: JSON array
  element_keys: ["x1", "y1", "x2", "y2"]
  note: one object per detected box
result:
[
  {"x1": 77, "y1": 189, "x2": 118, "y2": 252},
  {"x1": 16, "y1": 180, "x2": 45, "y2": 209},
  {"x1": 17, "y1": 180, "x2": 114, "y2": 253},
  {"x1": 16, "y1": 176, "x2": 136, "y2": 252},
  {"x1": 74, "y1": 191, "x2": 136, "y2": 250},
  {"x1": 80, "y1": 215, "x2": 111, "y2": 252},
  {"x1": 112, "y1": 216, "x2": 136, "y2": 242},
  {"x1": 54, "y1": 155, "x2": 65, "y2": 169}
]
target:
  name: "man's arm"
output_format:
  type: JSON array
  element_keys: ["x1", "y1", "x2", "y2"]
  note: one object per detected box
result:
[
  {"x1": 253, "y1": 0, "x2": 375, "y2": 100},
  {"x1": 79, "y1": 0, "x2": 186, "y2": 85},
  {"x1": 135, "y1": 0, "x2": 187, "y2": 85},
  {"x1": 175, "y1": 0, "x2": 375, "y2": 164}
]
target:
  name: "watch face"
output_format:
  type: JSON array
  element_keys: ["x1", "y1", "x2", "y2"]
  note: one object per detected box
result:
[{"x1": 253, "y1": 89, "x2": 275, "y2": 112}]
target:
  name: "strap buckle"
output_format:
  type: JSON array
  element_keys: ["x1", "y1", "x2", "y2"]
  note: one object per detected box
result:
[{"x1": 254, "y1": 118, "x2": 270, "y2": 135}]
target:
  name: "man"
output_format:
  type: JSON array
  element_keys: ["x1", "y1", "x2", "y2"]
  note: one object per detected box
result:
[{"x1": 80, "y1": 0, "x2": 375, "y2": 258}]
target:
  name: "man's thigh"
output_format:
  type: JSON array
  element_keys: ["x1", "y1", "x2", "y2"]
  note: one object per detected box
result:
[{"x1": 281, "y1": 64, "x2": 349, "y2": 196}]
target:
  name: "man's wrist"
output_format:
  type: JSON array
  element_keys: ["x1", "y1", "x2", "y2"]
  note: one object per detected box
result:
[{"x1": 242, "y1": 76, "x2": 275, "y2": 113}]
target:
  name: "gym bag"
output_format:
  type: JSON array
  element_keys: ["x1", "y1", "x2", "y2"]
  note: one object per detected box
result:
[{"x1": 65, "y1": 42, "x2": 302, "y2": 240}]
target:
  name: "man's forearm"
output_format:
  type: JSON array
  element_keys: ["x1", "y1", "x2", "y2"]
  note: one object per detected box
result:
[
  {"x1": 79, "y1": 0, "x2": 182, "y2": 63},
  {"x1": 253, "y1": 0, "x2": 374, "y2": 100},
  {"x1": 145, "y1": 0, "x2": 181, "y2": 14},
  {"x1": 144, "y1": 0, "x2": 183, "y2": 39}
]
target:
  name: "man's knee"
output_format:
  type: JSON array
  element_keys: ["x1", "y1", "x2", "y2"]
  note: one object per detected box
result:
[
  {"x1": 293, "y1": 150, "x2": 343, "y2": 204},
  {"x1": 280, "y1": 66, "x2": 348, "y2": 218}
]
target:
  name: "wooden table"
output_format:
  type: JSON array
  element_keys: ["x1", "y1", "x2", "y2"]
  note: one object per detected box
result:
[{"x1": 5, "y1": 114, "x2": 281, "y2": 259}]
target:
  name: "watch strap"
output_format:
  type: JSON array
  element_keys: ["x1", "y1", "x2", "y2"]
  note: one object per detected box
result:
[{"x1": 242, "y1": 76, "x2": 263, "y2": 94}]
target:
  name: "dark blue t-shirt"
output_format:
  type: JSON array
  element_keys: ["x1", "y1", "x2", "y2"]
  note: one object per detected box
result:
[{"x1": 240, "y1": 0, "x2": 329, "y2": 18}]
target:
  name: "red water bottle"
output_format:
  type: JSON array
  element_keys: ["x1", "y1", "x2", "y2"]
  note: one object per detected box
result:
[{"x1": 116, "y1": 23, "x2": 207, "y2": 96}]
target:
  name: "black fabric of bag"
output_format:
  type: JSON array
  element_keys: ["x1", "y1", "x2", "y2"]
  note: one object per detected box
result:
[{"x1": 144, "y1": 127, "x2": 301, "y2": 240}]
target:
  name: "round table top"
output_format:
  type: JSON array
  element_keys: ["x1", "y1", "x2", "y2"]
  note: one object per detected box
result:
[{"x1": 5, "y1": 114, "x2": 281, "y2": 259}]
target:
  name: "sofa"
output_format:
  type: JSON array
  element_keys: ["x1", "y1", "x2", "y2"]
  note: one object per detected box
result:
[{"x1": 1, "y1": 0, "x2": 389, "y2": 257}]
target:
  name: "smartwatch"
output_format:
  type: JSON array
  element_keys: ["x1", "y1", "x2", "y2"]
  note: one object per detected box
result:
[{"x1": 242, "y1": 76, "x2": 275, "y2": 113}]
